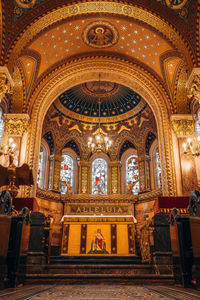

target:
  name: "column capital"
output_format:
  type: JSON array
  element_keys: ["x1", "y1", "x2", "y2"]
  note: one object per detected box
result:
[
  {"x1": 80, "y1": 160, "x2": 91, "y2": 167},
  {"x1": 171, "y1": 114, "x2": 194, "y2": 137},
  {"x1": 4, "y1": 113, "x2": 30, "y2": 136},
  {"x1": 109, "y1": 161, "x2": 121, "y2": 167}
]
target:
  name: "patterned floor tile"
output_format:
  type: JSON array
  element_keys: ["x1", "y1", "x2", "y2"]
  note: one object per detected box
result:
[{"x1": 0, "y1": 284, "x2": 200, "y2": 300}]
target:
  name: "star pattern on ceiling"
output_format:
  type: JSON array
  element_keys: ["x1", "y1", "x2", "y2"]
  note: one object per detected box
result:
[
  {"x1": 28, "y1": 17, "x2": 172, "y2": 77},
  {"x1": 58, "y1": 83, "x2": 142, "y2": 118}
]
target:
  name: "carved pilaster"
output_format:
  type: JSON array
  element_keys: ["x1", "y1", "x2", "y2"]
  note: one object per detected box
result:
[
  {"x1": 80, "y1": 160, "x2": 90, "y2": 194},
  {"x1": 0, "y1": 67, "x2": 14, "y2": 100},
  {"x1": 4, "y1": 113, "x2": 30, "y2": 136},
  {"x1": 171, "y1": 115, "x2": 194, "y2": 137},
  {"x1": 109, "y1": 161, "x2": 120, "y2": 194},
  {"x1": 52, "y1": 154, "x2": 62, "y2": 192},
  {"x1": 138, "y1": 155, "x2": 146, "y2": 192},
  {"x1": 138, "y1": 154, "x2": 150, "y2": 193}
]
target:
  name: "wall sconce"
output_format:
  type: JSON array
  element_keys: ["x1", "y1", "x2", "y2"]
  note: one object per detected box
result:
[{"x1": 183, "y1": 136, "x2": 200, "y2": 157}]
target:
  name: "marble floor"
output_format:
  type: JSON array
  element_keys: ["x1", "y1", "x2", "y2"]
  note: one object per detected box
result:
[{"x1": 0, "y1": 284, "x2": 200, "y2": 300}]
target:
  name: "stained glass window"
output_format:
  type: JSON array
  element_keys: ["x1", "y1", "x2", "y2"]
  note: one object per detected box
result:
[
  {"x1": 0, "y1": 108, "x2": 4, "y2": 145},
  {"x1": 126, "y1": 155, "x2": 139, "y2": 195},
  {"x1": 195, "y1": 110, "x2": 200, "y2": 145},
  {"x1": 92, "y1": 158, "x2": 107, "y2": 195},
  {"x1": 37, "y1": 150, "x2": 44, "y2": 188},
  {"x1": 156, "y1": 151, "x2": 161, "y2": 188},
  {"x1": 60, "y1": 154, "x2": 73, "y2": 194}
]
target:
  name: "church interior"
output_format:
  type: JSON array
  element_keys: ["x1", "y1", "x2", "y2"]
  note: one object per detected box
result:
[{"x1": 1, "y1": 0, "x2": 200, "y2": 299}]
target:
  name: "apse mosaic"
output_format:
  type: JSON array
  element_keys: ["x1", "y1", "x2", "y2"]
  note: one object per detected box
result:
[
  {"x1": 82, "y1": 21, "x2": 118, "y2": 48},
  {"x1": 119, "y1": 141, "x2": 136, "y2": 160},
  {"x1": 145, "y1": 132, "x2": 156, "y2": 155},
  {"x1": 126, "y1": 155, "x2": 139, "y2": 195},
  {"x1": 60, "y1": 154, "x2": 73, "y2": 194},
  {"x1": 43, "y1": 132, "x2": 54, "y2": 155},
  {"x1": 91, "y1": 158, "x2": 108, "y2": 195},
  {"x1": 64, "y1": 140, "x2": 80, "y2": 157},
  {"x1": 59, "y1": 83, "x2": 141, "y2": 118}
]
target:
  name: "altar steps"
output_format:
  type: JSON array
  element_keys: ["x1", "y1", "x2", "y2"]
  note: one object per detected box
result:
[{"x1": 26, "y1": 256, "x2": 174, "y2": 285}]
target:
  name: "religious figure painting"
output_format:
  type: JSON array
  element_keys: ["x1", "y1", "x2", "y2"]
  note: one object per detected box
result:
[{"x1": 88, "y1": 229, "x2": 109, "y2": 254}]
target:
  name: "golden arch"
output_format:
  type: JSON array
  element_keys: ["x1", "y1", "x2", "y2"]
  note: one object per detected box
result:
[
  {"x1": 27, "y1": 57, "x2": 176, "y2": 196},
  {"x1": 7, "y1": 1, "x2": 193, "y2": 71}
]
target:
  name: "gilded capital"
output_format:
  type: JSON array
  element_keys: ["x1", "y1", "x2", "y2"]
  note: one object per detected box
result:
[
  {"x1": 0, "y1": 67, "x2": 14, "y2": 100},
  {"x1": 171, "y1": 115, "x2": 194, "y2": 137},
  {"x1": 4, "y1": 113, "x2": 29, "y2": 136}
]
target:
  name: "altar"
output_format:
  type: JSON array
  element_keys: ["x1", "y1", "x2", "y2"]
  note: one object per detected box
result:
[{"x1": 61, "y1": 215, "x2": 136, "y2": 256}]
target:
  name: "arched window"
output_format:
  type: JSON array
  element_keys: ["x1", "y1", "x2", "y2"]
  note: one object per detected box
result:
[
  {"x1": 91, "y1": 158, "x2": 108, "y2": 195},
  {"x1": 0, "y1": 108, "x2": 4, "y2": 145},
  {"x1": 195, "y1": 110, "x2": 200, "y2": 145},
  {"x1": 60, "y1": 154, "x2": 74, "y2": 194},
  {"x1": 155, "y1": 151, "x2": 161, "y2": 188},
  {"x1": 126, "y1": 155, "x2": 139, "y2": 195},
  {"x1": 37, "y1": 144, "x2": 48, "y2": 189}
]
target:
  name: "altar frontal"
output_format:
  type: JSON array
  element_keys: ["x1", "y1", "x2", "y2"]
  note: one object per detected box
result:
[{"x1": 61, "y1": 216, "x2": 136, "y2": 256}]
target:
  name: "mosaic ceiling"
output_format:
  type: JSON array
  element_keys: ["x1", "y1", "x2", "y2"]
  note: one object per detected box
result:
[
  {"x1": 58, "y1": 82, "x2": 142, "y2": 118},
  {"x1": 28, "y1": 17, "x2": 173, "y2": 78}
]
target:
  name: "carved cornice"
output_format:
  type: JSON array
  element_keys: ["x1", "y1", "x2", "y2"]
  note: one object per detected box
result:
[
  {"x1": 36, "y1": 188, "x2": 162, "y2": 203},
  {"x1": 4, "y1": 113, "x2": 29, "y2": 136},
  {"x1": 171, "y1": 114, "x2": 194, "y2": 137}
]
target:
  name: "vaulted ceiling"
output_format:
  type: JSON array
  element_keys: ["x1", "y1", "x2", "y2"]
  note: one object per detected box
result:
[{"x1": 1, "y1": 0, "x2": 199, "y2": 116}]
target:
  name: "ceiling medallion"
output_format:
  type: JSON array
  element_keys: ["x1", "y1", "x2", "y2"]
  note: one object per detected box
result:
[
  {"x1": 82, "y1": 81, "x2": 119, "y2": 98},
  {"x1": 165, "y1": 0, "x2": 187, "y2": 10},
  {"x1": 82, "y1": 21, "x2": 118, "y2": 48},
  {"x1": 15, "y1": 0, "x2": 37, "y2": 8}
]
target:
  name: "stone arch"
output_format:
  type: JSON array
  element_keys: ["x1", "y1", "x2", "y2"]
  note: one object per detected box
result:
[{"x1": 27, "y1": 57, "x2": 176, "y2": 196}]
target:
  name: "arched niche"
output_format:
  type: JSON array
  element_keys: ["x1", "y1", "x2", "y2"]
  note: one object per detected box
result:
[{"x1": 26, "y1": 57, "x2": 176, "y2": 196}]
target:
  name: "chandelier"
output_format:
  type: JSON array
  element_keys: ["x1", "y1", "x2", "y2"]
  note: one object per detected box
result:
[{"x1": 88, "y1": 98, "x2": 112, "y2": 153}]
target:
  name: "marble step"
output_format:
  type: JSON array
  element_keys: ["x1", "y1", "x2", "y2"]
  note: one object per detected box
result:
[
  {"x1": 27, "y1": 263, "x2": 155, "y2": 275},
  {"x1": 50, "y1": 256, "x2": 142, "y2": 265}
]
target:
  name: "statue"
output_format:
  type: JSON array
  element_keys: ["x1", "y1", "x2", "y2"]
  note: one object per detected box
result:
[
  {"x1": 60, "y1": 180, "x2": 72, "y2": 195},
  {"x1": 126, "y1": 180, "x2": 138, "y2": 194}
]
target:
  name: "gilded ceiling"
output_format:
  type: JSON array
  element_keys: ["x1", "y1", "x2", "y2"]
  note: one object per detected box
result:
[{"x1": 0, "y1": 0, "x2": 199, "y2": 116}]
